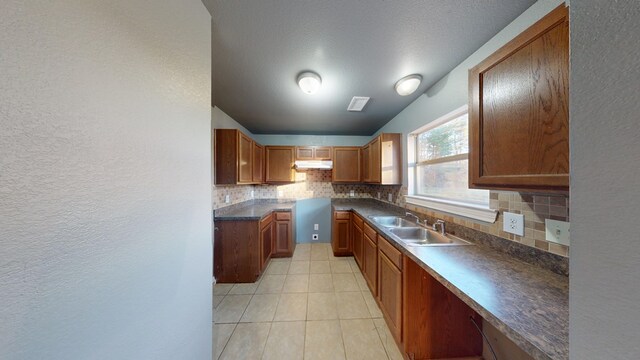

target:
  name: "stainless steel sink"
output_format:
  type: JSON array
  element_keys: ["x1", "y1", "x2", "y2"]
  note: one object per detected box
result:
[
  {"x1": 388, "y1": 227, "x2": 472, "y2": 247},
  {"x1": 369, "y1": 216, "x2": 415, "y2": 228}
]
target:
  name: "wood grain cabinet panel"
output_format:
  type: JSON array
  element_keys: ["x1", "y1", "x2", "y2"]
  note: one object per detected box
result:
[
  {"x1": 295, "y1": 146, "x2": 332, "y2": 160},
  {"x1": 238, "y1": 132, "x2": 253, "y2": 183},
  {"x1": 351, "y1": 216, "x2": 364, "y2": 270},
  {"x1": 252, "y1": 142, "x2": 264, "y2": 183},
  {"x1": 214, "y1": 220, "x2": 261, "y2": 283},
  {"x1": 363, "y1": 232, "x2": 377, "y2": 296},
  {"x1": 260, "y1": 217, "x2": 273, "y2": 272},
  {"x1": 378, "y1": 247, "x2": 402, "y2": 343},
  {"x1": 265, "y1": 146, "x2": 295, "y2": 183},
  {"x1": 361, "y1": 133, "x2": 402, "y2": 185},
  {"x1": 332, "y1": 147, "x2": 361, "y2": 183},
  {"x1": 273, "y1": 211, "x2": 295, "y2": 257},
  {"x1": 469, "y1": 5, "x2": 569, "y2": 191},
  {"x1": 331, "y1": 211, "x2": 352, "y2": 256},
  {"x1": 214, "y1": 129, "x2": 263, "y2": 185}
]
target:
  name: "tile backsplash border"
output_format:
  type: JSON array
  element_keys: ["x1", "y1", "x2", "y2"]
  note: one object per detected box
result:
[{"x1": 213, "y1": 170, "x2": 569, "y2": 258}]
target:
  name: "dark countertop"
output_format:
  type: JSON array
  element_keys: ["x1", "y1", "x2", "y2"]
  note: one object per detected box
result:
[
  {"x1": 332, "y1": 198, "x2": 568, "y2": 360},
  {"x1": 214, "y1": 199, "x2": 295, "y2": 221}
]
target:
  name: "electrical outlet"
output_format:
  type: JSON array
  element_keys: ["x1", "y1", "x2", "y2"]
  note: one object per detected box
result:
[
  {"x1": 377, "y1": 192, "x2": 381, "y2": 199},
  {"x1": 349, "y1": 190, "x2": 355, "y2": 197},
  {"x1": 503, "y1": 212, "x2": 524, "y2": 236},
  {"x1": 312, "y1": 234, "x2": 319, "y2": 241},
  {"x1": 224, "y1": 195, "x2": 230, "y2": 203},
  {"x1": 250, "y1": 190, "x2": 254, "y2": 198},
  {"x1": 388, "y1": 193, "x2": 393, "y2": 202},
  {"x1": 314, "y1": 224, "x2": 319, "y2": 230},
  {"x1": 545, "y1": 219, "x2": 570, "y2": 246},
  {"x1": 277, "y1": 190, "x2": 284, "y2": 198}
]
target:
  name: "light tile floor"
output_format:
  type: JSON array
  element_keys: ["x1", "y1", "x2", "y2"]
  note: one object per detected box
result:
[{"x1": 213, "y1": 243, "x2": 404, "y2": 360}]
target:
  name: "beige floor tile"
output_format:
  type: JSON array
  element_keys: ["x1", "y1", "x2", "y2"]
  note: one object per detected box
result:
[
  {"x1": 214, "y1": 283, "x2": 233, "y2": 296},
  {"x1": 307, "y1": 292, "x2": 338, "y2": 320},
  {"x1": 310, "y1": 245, "x2": 330, "y2": 260},
  {"x1": 240, "y1": 294, "x2": 279, "y2": 323},
  {"x1": 330, "y1": 260, "x2": 354, "y2": 273},
  {"x1": 283, "y1": 274, "x2": 309, "y2": 293},
  {"x1": 288, "y1": 260, "x2": 310, "y2": 274},
  {"x1": 297, "y1": 243, "x2": 312, "y2": 251},
  {"x1": 292, "y1": 249, "x2": 311, "y2": 261},
  {"x1": 341, "y1": 319, "x2": 388, "y2": 360},
  {"x1": 309, "y1": 260, "x2": 331, "y2": 274},
  {"x1": 362, "y1": 290, "x2": 383, "y2": 318},
  {"x1": 304, "y1": 320, "x2": 346, "y2": 360},
  {"x1": 265, "y1": 260, "x2": 290, "y2": 275},
  {"x1": 213, "y1": 323, "x2": 236, "y2": 360},
  {"x1": 215, "y1": 294, "x2": 252, "y2": 324},
  {"x1": 336, "y1": 291, "x2": 371, "y2": 319},
  {"x1": 333, "y1": 273, "x2": 360, "y2": 292},
  {"x1": 308, "y1": 273, "x2": 334, "y2": 293},
  {"x1": 373, "y1": 318, "x2": 404, "y2": 360},
  {"x1": 219, "y1": 322, "x2": 271, "y2": 360},
  {"x1": 354, "y1": 271, "x2": 369, "y2": 291},
  {"x1": 213, "y1": 295, "x2": 225, "y2": 309},
  {"x1": 274, "y1": 293, "x2": 308, "y2": 321},
  {"x1": 228, "y1": 282, "x2": 260, "y2": 295},
  {"x1": 261, "y1": 321, "x2": 305, "y2": 360},
  {"x1": 347, "y1": 258, "x2": 361, "y2": 272},
  {"x1": 255, "y1": 275, "x2": 286, "y2": 294}
]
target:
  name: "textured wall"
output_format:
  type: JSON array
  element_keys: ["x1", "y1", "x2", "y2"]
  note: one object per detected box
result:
[
  {"x1": 570, "y1": 2, "x2": 640, "y2": 359},
  {"x1": 0, "y1": 1, "x2": 212, "y2": 359}
]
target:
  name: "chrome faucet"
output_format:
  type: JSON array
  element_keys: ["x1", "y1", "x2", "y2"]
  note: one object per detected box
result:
[
  {"x1": 405, "y1": 212, "x2": 422, "y2": 225},
  {"x1": 433, "y1": 219, "x2": 446, "y2": 235}
]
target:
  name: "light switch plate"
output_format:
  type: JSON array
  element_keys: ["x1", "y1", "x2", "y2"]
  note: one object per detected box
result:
[
  {"x1": 503, "y1": 212, "x2": 524, "y2": 236},
  {"x1": 224, "y1": 195, "x2": 230, "y2": 203},
  {"x1": 545, "y1": 219, "x2": 570, "y2": 246},
  {"x1": 314, "y1": 224, "x2": 319, "y2": 230},
  {"x1": 250, "y1": 190, "x2": 254, "y2": 198}
]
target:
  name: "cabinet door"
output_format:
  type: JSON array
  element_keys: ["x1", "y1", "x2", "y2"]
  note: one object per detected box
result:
[
  {"x1": 260, "y1": 221, "x2": 273, "y2": 272},
  {"x1": 352, "y1": 222, "x2": 363, "y2": 269},
  {"x1": 332, "y1": 147, "x2": 361, "y2": 183},
  {"x1": 361, "y1": 145, "x2": 370, "y2": 182},
  {"x1": 274, "y1": 212, "x2": 293, "y2": 257},
  {"x1": 332, "y1": 211, "x2": 351, "y2": 256},
  {"x1": 378, "y1": 251, "x2": 402, "y2": 342},
  {"x1": 238, "y1": 132, "x2": 253, "y2": 183},
  {"x1": 266, "y1": 146, "x2": 295, "y2": 183},
  {"x1": 363, "y1": 233, "x2": 377, "y2": 296},
  {"x1": 369, "y1": 136, "x2": 381, "y2": 183},
  {"x1": 252, "y1": 143, "x2": 263, "y2": 183},
  {"x1": 295, "y1": 146, "x2": 314, "y2": 160},
  {"x1": 469, "y1": 5, "x2": 569, "y2": 191},
  {"x1": 314, "y1": 146, "x2": 332, "y2": 160}
]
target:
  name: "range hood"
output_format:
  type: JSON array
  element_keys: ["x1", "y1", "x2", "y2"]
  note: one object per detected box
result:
[{"x1": 294, "y1": 160, "x2": 333, "y2": 170}]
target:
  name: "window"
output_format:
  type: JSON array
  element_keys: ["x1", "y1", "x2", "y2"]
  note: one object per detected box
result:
[{"x1": 407, "y1": 106, "x2": 496, "y2": 222}]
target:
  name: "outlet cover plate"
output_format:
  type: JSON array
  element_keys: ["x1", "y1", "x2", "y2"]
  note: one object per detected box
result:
[
  {"x1": 545, "y1": 219, "x2": 570, "y2": 246},
  {"x1": 503, "y1": 212, "x2": 524, "y2": 236},
  {"x1": 312, "y1": 234, "x2": 319, "y2": 240},
  {"x1": 349, "y1": 190, "x2": 355, "y2": 197}
]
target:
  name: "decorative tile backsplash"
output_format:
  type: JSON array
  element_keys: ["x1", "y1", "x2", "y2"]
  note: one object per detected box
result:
[{"x1": 213, "y1": 170, "x2": 569, "y2": 258}]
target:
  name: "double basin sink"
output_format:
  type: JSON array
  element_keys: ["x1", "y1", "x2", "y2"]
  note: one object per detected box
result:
[{"x1": 369, "y1": 216, "x2": 472, "y2": 247}]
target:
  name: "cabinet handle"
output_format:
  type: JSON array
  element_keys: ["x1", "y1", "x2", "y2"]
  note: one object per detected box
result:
[{"x1": 214, "y1": 227, "x2": 219, "y2": 231}]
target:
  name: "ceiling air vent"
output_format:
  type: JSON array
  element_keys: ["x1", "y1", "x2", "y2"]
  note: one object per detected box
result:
[{"x1": 347, "y1": 96, "x2": 370, "y2": 112}]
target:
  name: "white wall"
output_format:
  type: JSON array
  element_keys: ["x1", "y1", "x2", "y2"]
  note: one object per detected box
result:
[
  {"x1": 375, "y1": 0, "x2": 564, "y2": 186},
  {"x1": 570, "y1": 2, "x2": 640, "y2": 359},
  {"x1": 0, "y1": 1, "x2": 212, "y2": 359}
]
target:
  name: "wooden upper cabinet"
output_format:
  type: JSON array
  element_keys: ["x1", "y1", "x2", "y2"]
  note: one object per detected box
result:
[
  {"x1": 362, "y1": 134, "x2": 402, "y2": 185},
  {"x1": 295, "y1": 146, "x2": 332, "y2": 161},
  {"x1": 332, "y1": 147, "x2": 361, "y2": 183},
  {"x1": 469, "y1": 5, "x2": 569, "y2": 191},
  {"x1": 214, "y1": 129, "x2": 263, "y2": 185},
  {"x1": 252, "y1": 142, "x2": 264, "y2": 184},
  {"x1": 265, "y1": 146, "x2": 295, "y2": 183}
]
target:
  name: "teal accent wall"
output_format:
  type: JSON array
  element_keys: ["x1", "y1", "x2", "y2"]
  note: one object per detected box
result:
[{"x1": 295, "y1": 198, "x2": 331, "y2": 243}]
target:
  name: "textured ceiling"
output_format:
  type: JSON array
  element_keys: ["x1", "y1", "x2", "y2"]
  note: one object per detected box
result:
[{"x1": 212, "y1": 0, "x2": 535, "y2": 135}]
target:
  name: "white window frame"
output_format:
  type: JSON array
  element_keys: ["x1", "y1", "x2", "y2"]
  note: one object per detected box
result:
[{"x1": 406, "y1": 105, "x2": 497, "y2": 223}]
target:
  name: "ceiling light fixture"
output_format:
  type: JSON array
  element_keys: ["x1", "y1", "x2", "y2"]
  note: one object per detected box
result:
[
  {"x1": 394, "y1": 74, "x2": 422, "y2": 96},
  {"x1": 297, "y1": 71, "x2": 322, "y2": 95}
]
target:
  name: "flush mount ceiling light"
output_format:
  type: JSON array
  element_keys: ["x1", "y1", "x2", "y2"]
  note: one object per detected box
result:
[
  {"x1": 297, "y1": 71, "x2": 322, "y2": 95},
  {"x1": 394, "y1": 74, "x2": 422, "y2": 96}
]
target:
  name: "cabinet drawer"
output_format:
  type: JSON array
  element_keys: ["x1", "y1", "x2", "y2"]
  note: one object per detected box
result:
[
  {"x1": 364, "y1": 222, "x2": 377, "y2": 242},
  {"x1": 275, "y1": 211, "x2": 291, "y2": 221},
  {"x1": 352, "y1": 213, "x2": 364, "y2": 229},
  {"x1": 335, "y1": 211, "x2": 351, "y2": 220},
  {"x1": 378, "y1": 235, "x2": 402, "y2": 270},
  {"x1": 260, "y1": 213, "x2": 273, "y2": 229}
]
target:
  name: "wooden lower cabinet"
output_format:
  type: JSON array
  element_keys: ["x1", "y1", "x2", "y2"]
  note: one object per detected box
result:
[
  {"x1": 363, "y1": 231, "x2": 378, "y2": 296},
  {"x1": 273, "y1": 211, "x2": 295, "y2": 257},
  {"x1": 351, "y1": 216, "x2": 364, "y2": 269},
  {"x1": 332, "y1": 211, "x2": 352, "y2": 256},
  {"x1": 403, "y1": 256, "x2": 483, "y2": 359},
  {"x1": 214, "y1": 220, "x2": 261, "y2": 283},
  {"x1": 377, "y1": 235, "x2": 403, "y2": 344},
  {"x1": 259, "y1": 214, "x2": 273, "y2": 273}
]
